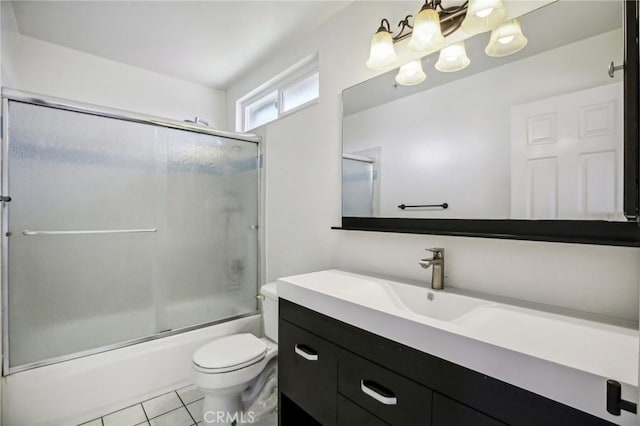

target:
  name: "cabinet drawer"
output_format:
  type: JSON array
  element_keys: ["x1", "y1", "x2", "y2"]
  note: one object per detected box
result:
[
  {"x1": 338, "y1": 350, "x2": 432, "y2": 425},
  {"x1": 337, "y1": 394, "x2": 389, "y2": 426},
  {"x1": 279, "y1": 320, "x2": 337, "y2": 425},
  {"x1": 433, "y1": 394, "x2": 505, "y2": 426}
]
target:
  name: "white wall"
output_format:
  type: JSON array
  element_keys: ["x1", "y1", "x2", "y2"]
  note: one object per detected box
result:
[
  {"x1": 227, "y1": 1, "x2": 640, "y2": 322},
  {"x1": 1, "y1": 1, "x2": 226, "y2": 127}
]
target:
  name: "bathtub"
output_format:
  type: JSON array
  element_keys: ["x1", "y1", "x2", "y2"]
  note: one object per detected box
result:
[{"x1": 2, "y1": 315, "x2": 261, "y2": 425}]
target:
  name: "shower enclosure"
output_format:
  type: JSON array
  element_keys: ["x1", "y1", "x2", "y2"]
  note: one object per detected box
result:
[
  {"x1": 342, "y1": 154, "x2": 375, "y2": 217},
  {"x1": 1, "y1": 89, "x2": 261, "y2": 373}
]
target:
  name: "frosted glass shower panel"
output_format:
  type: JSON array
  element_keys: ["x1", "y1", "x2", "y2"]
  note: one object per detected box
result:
[
  {"x1": 7, "y1": 102, "x2": 159, "y2": 367},
  {"x1": 342, "y1": 157, "x2": 374, "y2": 217},
  {"x1": 163, "y1": 129, "x2": 259, "y2": 330}
]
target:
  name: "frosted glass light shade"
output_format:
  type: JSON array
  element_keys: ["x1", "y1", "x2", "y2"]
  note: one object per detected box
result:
[
  {"x1": 485, "y1": 19, "x2": 528, "y2": 57},
  {"x1": 395, "y1": 60, "x2": 427, "y2": 85},
  {"x1": 407, "y1": 7, "x2": 445, "y2": 53},
  {"x1": 461, "y1": 0, "x2": 507, "y2": 34},
  {"x1": 435, "y1": 42, "x2": 470, "y2": 72},
  {"x1": 366, "y1": 29, "x2": 400, "y2": 70}
]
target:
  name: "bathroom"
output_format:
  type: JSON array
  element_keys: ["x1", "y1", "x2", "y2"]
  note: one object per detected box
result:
[{"x1": 1, "y1": 0, "x2": 639, "y2": 425}]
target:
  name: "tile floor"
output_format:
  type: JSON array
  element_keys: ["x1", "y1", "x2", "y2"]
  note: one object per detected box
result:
[{"x1": 79, "y1": 384, "x2": 205, "y2": 426}]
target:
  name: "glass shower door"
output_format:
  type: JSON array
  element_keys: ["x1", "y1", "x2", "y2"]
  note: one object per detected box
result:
[
  {"x1": 4, "y1": 99, "x2": 260, "y2": 371},
  {"x1": 7, "y1": 102, "x2": 161, "y2": 367},
  {"x1": 162, "y1": 128, "x2": 259, "y2": 331}
]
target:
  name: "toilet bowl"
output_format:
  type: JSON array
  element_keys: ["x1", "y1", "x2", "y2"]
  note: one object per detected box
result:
[{"x1": 192, "y1": 283, "x2": 278, "y2": 424}]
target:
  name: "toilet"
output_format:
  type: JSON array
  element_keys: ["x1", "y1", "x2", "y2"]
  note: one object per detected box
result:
[{"x1": 192, "y1": 283, "x2": 278, "y2": 424}]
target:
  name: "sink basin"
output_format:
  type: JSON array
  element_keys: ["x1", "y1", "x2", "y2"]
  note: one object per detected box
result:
[
  {"x1": 388, "y1": 280, "x2": 493, "y2": 321},
  {"x1": 314, "y1": 272, "x2": 491, "y2": 322}
]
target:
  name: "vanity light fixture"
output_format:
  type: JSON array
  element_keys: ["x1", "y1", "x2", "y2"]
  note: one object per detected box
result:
[
  {"x1": 485, "y1": 18, "x2": 528, "y2": 57},
  {"x1": 366, "y1": 0, "x2": 528, "y2": 86},
  {"x1": 367, "y1": 0, "x2": 467, "y2": 70},
  {"x1": 395, "y1": 60, "x2": 427, "y2": 85}
]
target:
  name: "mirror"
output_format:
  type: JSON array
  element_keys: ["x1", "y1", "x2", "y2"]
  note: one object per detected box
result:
[{"x1": 342, "y1": 1, "x2": 629, "y2": 223}]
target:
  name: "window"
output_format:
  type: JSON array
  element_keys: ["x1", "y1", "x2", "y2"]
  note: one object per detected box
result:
[
  {"x1": 246, "y1": 92, "x2": 277, "y2": 130},
  {"x1": 281, "y1": 72, "x2": 319, "y2": 112},
  {"x1": 238, "y1": 55, "x2": 319, "y2": 132}
]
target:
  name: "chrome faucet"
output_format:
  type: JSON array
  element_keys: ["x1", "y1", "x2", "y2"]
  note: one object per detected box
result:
[{"x1": 418, "y1": 248, "x2": 445, "y2": 290}]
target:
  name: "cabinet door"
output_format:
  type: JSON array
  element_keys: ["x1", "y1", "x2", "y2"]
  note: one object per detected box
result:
[
  {"x1": 279, "y1": 320, "x2": 338, "y2": 425},
  {"x1": 337, "y1": 395, "x2": 389, "y2": 426},
  {"x1": 338, "y1": 349, "x2": 432, "y2": 425},
  {"x1": 433, "y1": 394, "x2": 505, "y2": 426}
]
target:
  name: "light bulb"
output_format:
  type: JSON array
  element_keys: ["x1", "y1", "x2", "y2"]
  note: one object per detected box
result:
[
  {"x1": 435, "y1": 42, "x2": 470, "y2": 72},
  {"x1": 485, "y1": 19, "x2": 528, "y2": 57},
  {"x1": 366, "y1": 26, "x2": 399, "y2": 70},
  {"x1": 395, "y1": 60, "x2": 427, "y2": 86},
  {"x1": 475, "y1": 8, "x2": 493, "y2": 18},
  {"x1": 408, "y1": 6, "x2": 445, "y2": 53},
  {"x1": 462, "y1": 0, "x2": 507, "y2": 34}
]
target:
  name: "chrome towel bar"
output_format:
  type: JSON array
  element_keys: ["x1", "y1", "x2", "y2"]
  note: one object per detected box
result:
[{"x1": 22, "y1": 228, "x2": 157, "y2": 236}]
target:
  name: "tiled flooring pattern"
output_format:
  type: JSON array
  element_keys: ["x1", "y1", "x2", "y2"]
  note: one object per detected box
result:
[{"x1": 79, "y1": 384, "x2": 205, "y2": 426}]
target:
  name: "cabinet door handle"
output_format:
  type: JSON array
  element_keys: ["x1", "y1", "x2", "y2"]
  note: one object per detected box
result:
[
  {"x1": 294, "y1": 344, "x2": 319, "y2": 361},
  {"x1": 361, "y1": 379, "x2": 398, "y2": 405}
]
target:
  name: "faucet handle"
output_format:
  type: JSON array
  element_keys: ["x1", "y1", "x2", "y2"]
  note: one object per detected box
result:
[{"x1": 425, "y1": 248, "x2": 444, "y2": 258}]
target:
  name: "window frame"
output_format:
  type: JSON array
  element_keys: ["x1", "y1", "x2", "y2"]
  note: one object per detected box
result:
[
  {"x1": 244, "y1": 90, "x2": 278, "y2": 132},
  {"x1": 238, "y1": 56, "x2": 319, "y2": 132},
  {"x1": 278, "y1": 69, "x2": 320, "y2": 118}
]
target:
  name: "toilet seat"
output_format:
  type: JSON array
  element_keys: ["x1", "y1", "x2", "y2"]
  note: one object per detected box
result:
[{"x1": 193, "y1": 333, "x2": 267, "y2": 373}]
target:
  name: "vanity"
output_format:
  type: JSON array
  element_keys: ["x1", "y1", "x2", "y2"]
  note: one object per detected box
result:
[{"x1": 277, "y1": 270, "x2": 638, "y2": 425}]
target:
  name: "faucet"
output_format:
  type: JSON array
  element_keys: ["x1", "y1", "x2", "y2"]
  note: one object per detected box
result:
[{"x1": 418, "y1": 248, "x2": 445, "y2": 290}]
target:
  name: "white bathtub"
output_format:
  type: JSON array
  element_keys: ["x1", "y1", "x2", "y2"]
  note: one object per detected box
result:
[{"x1": 2, "y1": 315, "x2": 261, "y2": 426}]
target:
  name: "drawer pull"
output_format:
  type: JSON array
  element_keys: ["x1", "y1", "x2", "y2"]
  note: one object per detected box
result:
[
  {"x1": 294, "y1": 344, "x2": 319, "y2": 361},
  {"x1": 361, "y1": 379, "x2": 398, "y2": 405}
]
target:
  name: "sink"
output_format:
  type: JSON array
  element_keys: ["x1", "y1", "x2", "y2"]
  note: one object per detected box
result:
[
  {"x1": 384, "y1": 280, "x2": 493, "y2": 322},
  {"x1": 277, "y1": 269, "x2": 638, "y2": 383}
]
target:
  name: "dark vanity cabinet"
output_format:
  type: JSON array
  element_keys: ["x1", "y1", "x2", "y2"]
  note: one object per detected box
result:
[{"x1": 278, "y1": 299, "x2": 616, "y2": 426}]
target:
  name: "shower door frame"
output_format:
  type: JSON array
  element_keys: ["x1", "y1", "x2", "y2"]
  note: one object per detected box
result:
[{"x1": 0, "y1": 88, "x2": 263, "y2": 375}]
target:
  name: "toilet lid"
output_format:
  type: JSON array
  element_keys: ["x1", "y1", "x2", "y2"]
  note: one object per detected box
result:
[{"x1": 193, "y1": 333, "x2": 267, "y2": 372}]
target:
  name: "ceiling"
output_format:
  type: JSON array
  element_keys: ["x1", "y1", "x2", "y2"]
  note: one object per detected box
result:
[{"x1": 9, "y1": 1, "x2": 350, "y2": 90}]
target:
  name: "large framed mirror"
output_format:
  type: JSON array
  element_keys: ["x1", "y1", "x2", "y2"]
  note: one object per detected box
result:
[{"x1": 339, "y1": 0, "x2": 640, "y2": 246}]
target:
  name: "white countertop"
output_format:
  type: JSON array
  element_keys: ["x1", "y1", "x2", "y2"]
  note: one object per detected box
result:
[{"x1": 277, "y1": 269, "x2": 639, "y2": 425}]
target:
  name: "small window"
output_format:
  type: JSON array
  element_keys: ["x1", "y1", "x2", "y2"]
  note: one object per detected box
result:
[
  {"x1": 281, "y1": 73, "x2": 320, "y2": 113},
  {"x1": 237, "y1": 55, "x2": 319, "y2": 132},
  {"x1": 245, "y1": 91, "x2": 278, "y2": 131}
]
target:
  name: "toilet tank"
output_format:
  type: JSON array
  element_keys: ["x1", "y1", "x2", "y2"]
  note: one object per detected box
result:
[{"x1": 260, "y1": 282, "x2": 278, "y2": 342}]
